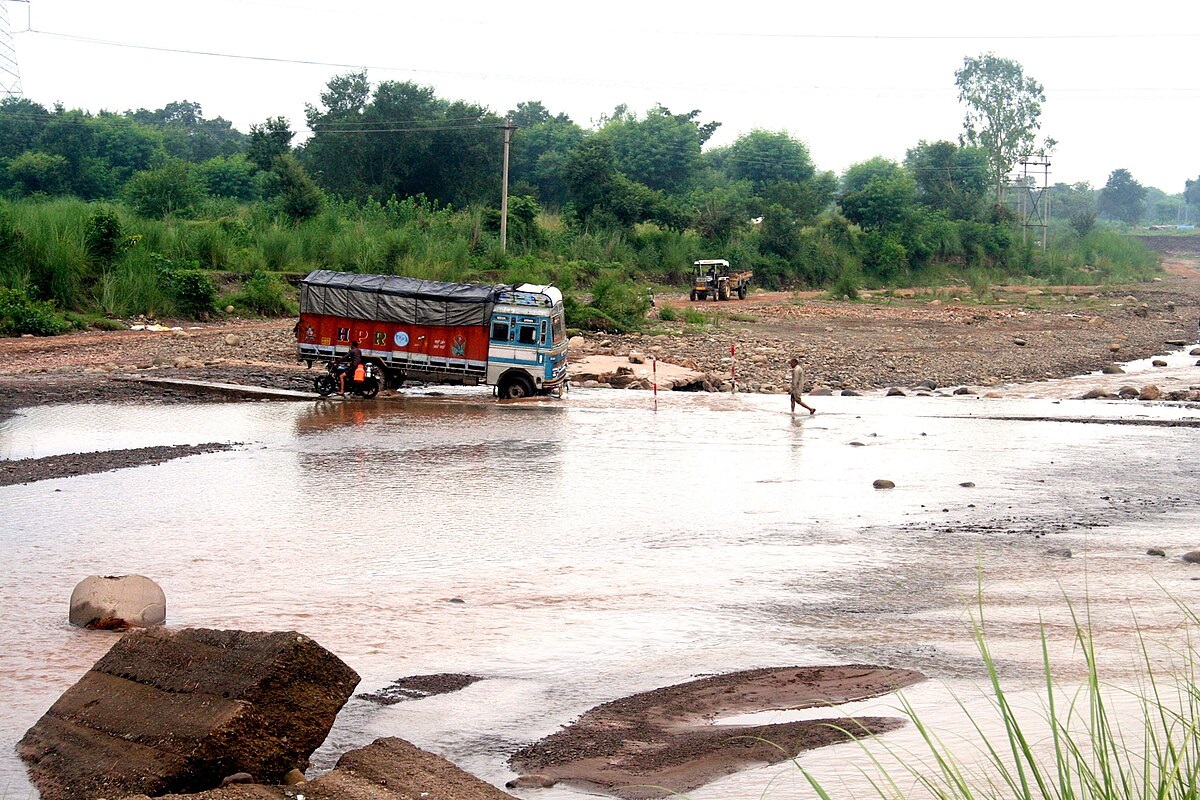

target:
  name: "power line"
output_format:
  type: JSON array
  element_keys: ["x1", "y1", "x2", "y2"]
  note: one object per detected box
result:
[{"x1": 20, "y1": 29, "x2": 1199, "y2": 97}]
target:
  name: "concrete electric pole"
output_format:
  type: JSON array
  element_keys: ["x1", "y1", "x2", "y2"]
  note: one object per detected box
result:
[{"x1": 499, "y1": 118, "x2": 516, "y2": 254}]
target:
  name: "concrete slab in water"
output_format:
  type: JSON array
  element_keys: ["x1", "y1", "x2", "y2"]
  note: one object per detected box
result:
[{"x1": 114, "y1": 376, "x2": 320, "y2": 400}]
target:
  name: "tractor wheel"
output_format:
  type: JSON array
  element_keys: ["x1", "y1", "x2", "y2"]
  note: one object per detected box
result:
[
  {"x1": 737, "y1": 284, "x2": 747, "y2": 300},
  {"x1": 690, "y1": 289, "x2": 698, "y2": 301}
]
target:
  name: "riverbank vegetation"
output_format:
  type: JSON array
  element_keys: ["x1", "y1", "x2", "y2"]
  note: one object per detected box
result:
[
  {"x1": 0, "y1": 54, "x2": 1192, "y2": 335},
  {"x1": 794, "y1": 597, "x2": 1200, "y2": 800}
]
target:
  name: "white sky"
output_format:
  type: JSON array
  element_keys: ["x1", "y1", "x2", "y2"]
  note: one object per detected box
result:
[{"x1": 7, "y1": 0, "x2": 1200, "y2": 193}]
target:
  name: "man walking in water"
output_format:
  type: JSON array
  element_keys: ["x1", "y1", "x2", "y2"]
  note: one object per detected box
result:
[{"x1": 788, "y1": 357, "x2": 815, "y2": 415}]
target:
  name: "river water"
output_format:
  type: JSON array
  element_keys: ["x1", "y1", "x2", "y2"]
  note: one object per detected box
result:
[{"x1": 2, "y1": 365, "x2": 1200, "y2": 799}]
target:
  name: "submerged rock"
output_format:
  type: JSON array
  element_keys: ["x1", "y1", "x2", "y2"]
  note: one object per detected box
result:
[{"x1": 69, "y1": 574, "x2": 165, "y2": 629}]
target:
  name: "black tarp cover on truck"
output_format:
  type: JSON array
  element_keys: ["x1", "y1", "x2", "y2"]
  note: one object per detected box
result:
[{"x1": 299, "y1": 269, "x2": 503, "y2": 327}]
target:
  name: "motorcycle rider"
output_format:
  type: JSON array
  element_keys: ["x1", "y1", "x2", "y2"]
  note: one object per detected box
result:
[{"x1": 338, "y1": 340, "x2": 363, "y2": 396}]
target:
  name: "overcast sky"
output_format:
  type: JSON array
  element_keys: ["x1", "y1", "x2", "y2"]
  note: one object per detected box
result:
[{"x1": 8, "y1": 0, "x2": 1200, "y2": 193}]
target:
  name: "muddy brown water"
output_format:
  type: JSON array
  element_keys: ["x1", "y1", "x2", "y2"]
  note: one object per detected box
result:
[{"x1": 2, "y1": 368, "x2": 1200, "y2": 799}]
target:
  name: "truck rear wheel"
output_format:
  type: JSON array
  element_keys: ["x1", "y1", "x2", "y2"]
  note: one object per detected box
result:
[{"x1": 498, "y1": 374, "x2": 535, "y2": 399}]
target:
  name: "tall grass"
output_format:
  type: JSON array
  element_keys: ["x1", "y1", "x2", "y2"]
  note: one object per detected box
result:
[
  {"x1": 792, "y1": 595, "x2": 1200, "y2": 800},
  {"x1": 0, "y1": 195, "x2": 1172, "y2": 326}
]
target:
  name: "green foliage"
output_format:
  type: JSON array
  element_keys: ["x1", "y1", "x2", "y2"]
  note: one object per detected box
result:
[
  {"x1": 829, "y1": 261, "x2": 862, "y2": 299},
  {"x1": 565, "y1": 268, "x2": 649, "y2": 332},
  {"x1": 124, "y1": 160, "x2": 201, "y2": 218},
  {"x1": 128, "y1": 100, "x2": 245, "y2": 162},
  {"x1": 246, "y1": 117, "x2": 294, "y2": 171},
  {"x1": 0, "y1": 286, "x2": 70, "y2": 335},
  {"x1": 955, "y1": 53, "x2": 1048, "y2": 202},
  {"x1": 905, "y1": 140, "x2": 990, "y2": 220},
  {"x1": 594, "y1": 105, "x2": 711, "y2": 195},
  {"x1": 225, "y1": 269, "x2": 296, "y2": 316},
  {"x1": 151, "y1": 253, "x2": 217, "y2": 317},
  {"x1": 1098, "y1": 168, "x2": 1147, "y2": 225},
  {"x1": 6, "y1": 151, "x2": 73, "y2": 196},
  {"x1": 195, "y1": 155, "x2": 259, "y2": 201},
  {"x1": 84, "y1": 208, "x2": 127, "y2": 268},
  {"x1": 97, "y1": 249, "x2": 174, "y2": 317},
  {"x1": 304, "y1": 71, "x2": 500, "y2": 207},
  {"x1": 265, "y1": 154, "x2": 323, "y2": 223}
]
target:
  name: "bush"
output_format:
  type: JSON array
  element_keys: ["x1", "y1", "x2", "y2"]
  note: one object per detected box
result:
[
  {"x1": 226, "y1": 269, "x2": 296, "y2": 317},
  {"x1": 151, "y1": 253, "x2": 217, "y2": 318},
  {"x1": 0, "y1": 286, "x2": 70, "y2": 335}
]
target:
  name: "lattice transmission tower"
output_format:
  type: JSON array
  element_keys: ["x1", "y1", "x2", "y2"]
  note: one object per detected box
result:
[
  {"x1": 1007, "y1": 155, "x2": 1051, "y2": 251},
  {"x1": 0, "y1": 0, "x2": 23, "y2": 98}
]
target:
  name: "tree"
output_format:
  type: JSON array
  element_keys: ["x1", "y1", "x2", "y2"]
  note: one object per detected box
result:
[
  {"x1": 1098, "y1": 168, "x2": 1146, "y2": 225},
  {"x1": 594, "y1": 105, "x2": 713, "y2": 195},
  {"x1": 124, "y1": 160, "x2": 201, "y2": 217},
  {"x1": 195, "y1": 155, "x2": 259, "y2": 201},
  {"x1": 128, "y1": 100, "x2": 245, "y2": 162},
  {"x1": 721, "y1": 129, "x2": 816, "y2": 188},
  {"x1": 264, "y1": 154, "x2": 323, "y2": 223},
  {"x1": 247, "y1": 117, "x2": 295, "y2": 171},
  {"x1": 955, "y1": 53, "x2": 1048, "y2": 204},
  {"x1": 6, "y1": 151, "x2": 70, "y2": 195},
  {"x1": 1185, "y1": 177, "x2": 1200, "y2": 217},
  {"x1": 839, "y1": 161, "x2": 918, "y2": 232},
  {"x1": 304, "y1": 72, "x2": 501, "y2": 206},
  {"x1": 38, "y1": 108, "x2": 112, "y2": 198},
  {"x1": 506, "y1": 101, "x2": 584, "y2": 208},
  {"x1": 904, "y1": 140, "x2": 990, "y2": 220},
  {"x1": 0, "y1": 97, "x2": 50, "y2": 161},
  {"x1": 93, "y1": 114, "x2": 162, "y2": 184}
]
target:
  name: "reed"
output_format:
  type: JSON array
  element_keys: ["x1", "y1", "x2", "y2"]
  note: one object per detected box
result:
[{"x1": 790, "y1": 594, "x2": 1200, "y2": 800}]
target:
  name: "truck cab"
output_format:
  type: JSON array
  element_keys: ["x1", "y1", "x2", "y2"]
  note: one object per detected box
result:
[{"x1": 487, "y1": 284, "x2": 568, "y2": 398}]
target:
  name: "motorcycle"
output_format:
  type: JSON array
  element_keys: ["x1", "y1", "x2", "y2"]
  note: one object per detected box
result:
[{"x1": 314, "y1": 360, "x2": 381, "y2": 399}]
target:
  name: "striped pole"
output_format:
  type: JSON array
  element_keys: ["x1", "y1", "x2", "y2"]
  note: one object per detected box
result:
[{"x1": 653, "y1": 357, "x2": 658, "y2": 412}]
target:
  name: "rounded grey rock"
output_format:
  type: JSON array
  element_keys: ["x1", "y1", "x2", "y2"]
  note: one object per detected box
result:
[{"x1": 69, "y1": 574, "x2": 166, "y2": 629}]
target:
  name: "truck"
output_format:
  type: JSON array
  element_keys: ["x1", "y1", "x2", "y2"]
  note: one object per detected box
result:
[
  {"x1": 296, "y1": 269, "x2": 568, "y2": 399},
  {"x1": 689, "y1": 259, "x2": 752, "y2": 301}
]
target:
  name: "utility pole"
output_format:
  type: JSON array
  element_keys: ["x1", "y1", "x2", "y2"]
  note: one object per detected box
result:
[{"x1": 499, "y1": 118, "x2": 516, "y2": 255}]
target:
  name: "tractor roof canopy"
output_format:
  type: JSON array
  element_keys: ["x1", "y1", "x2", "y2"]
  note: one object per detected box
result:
[{"x1": 693, "y1": 259, "x2": 730, "y2": 268}]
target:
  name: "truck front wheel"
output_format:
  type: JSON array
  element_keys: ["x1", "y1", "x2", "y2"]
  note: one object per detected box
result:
[{"x1": 498, "y1": 374, "x2": 535, "y2": 399}]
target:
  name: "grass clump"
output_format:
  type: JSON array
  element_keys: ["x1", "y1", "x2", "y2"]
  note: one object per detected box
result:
[
  {"x1": 791, "y1": 593, "x2": 1200, "y2": 800},
  {"x1": 224, "y1": 269, "x2": 297, "y2": 317}
]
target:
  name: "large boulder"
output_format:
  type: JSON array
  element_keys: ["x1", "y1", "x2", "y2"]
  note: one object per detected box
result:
[
  {"x1": 119, "y1": 737, "x2": 516, "y2": 800},
  {"x1": 69, "y1": 574, "x2": 166, "y2": 629},
  {"x1": 19, "y1": 628, "x2": 360, "y2": 800}
]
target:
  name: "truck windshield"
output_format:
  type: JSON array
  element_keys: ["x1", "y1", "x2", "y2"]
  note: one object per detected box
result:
[{"x1": 551, "y1": 315, "x2": 565, "y2": 344}]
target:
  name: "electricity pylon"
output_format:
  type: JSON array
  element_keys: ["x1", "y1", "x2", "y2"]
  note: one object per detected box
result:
[{"x1": 0, "y1": 0, "x2": 23, "y2": 98}]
